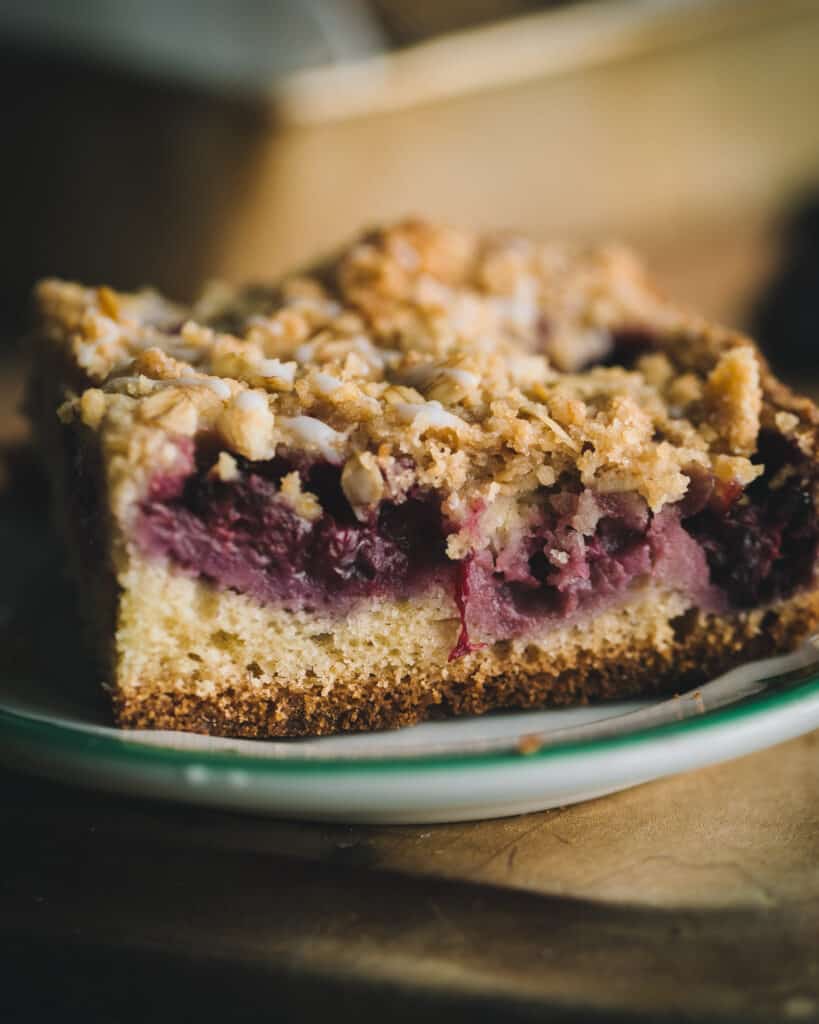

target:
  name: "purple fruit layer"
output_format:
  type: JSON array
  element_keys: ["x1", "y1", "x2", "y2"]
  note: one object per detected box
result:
[
  {"x1": 134, "y1": 431, "x2": 819, "y2": 656},
  {"x1": 138, "y1": 447, "x2": 450, "y2": 610}
]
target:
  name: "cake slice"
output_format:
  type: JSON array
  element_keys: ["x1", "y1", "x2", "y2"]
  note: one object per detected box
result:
[{"x1": 28, "y1": 220, "x2": 819, "y2": 737}]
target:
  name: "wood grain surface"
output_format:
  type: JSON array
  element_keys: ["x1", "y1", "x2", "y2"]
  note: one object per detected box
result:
[{"x1": 3, "y1": 738, "x2": 819, "y2": 1023}]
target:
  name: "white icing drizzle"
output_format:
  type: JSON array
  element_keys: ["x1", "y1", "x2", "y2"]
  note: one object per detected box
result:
[
  {"x1": 257, "y1": 358, "x2": 296, "y2": 383},
  {"x1": 294, "y1": 340, "x2": 317, "y2": 364},
  {"x1": 92, "y1": 315, "x2": 122, "y2": 347},
  {"x1": 76, "y1": 315, "x2": 123, "y2": 368},
  {"x1": 235, "y1": 389, "x2": 269, "y2": 412},
  {"x1": 395, "y1": 361, "x2": 478, "y2": 391},
  {"x1": 296, "y1": 334, "x2": 386, "y2": 369},
  {"x1": 246, "y1": 314, "x2": 284, "y2": 338},
  {"x1": 165, "y1": 345, "x2": 202, "y2": 364},
  {"x1": 395, "y1": 400, "x2": 468, "y2": 433},
  {"x1": 492, "y1": 276, "x2": 539, "y2": 331},
  {"x1": 359, "y1": 395, "x2": 382, "y2": 415},
  {"x1": 75, "y1": 342, "x2": 100, "y2": 369},
  {"x1": 279, "y1": 415, "x2": 346, "y2": 460},
  {"x1": 392, "y1": 237, "x2": 420, "y2": 271},
  {"x1": 313, "y1": 372, "x2": 343, "y2": 395},
  {"x1": 415, "y1": 276, "x2": 453, "y2": 308},
  {"x1": 206, "y1": 378, "x2": 233, "y2": 400},
  {"x1": 449, "y1": 294, "x2": 484, "y2": 335},
  {"x1": 506, "y1": 354, "x2": 551, "y2": 389},
  {"x1": 349, "y1": 336, "x2": 385, "y2": 369},
  {"x1": 440, "y1": 367, "x2": 480, "y2": 388},
  {"x1": 178, "y1": 375, "x2": 232, "y2": 400}
]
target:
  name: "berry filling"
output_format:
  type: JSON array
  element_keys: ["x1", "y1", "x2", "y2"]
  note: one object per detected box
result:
[
  {"x1": 684, "y1": 431, "x2": 819, "y2": 607},
  {"x1": 136, "y1": 448, "x2": 449, "y2": 610},
  {"x1": 134, "y1": 431, "x2": 819, "y2": 656}
]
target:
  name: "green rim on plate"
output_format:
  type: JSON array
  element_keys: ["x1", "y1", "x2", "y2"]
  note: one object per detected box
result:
[{"x1": 2, "y1": 671, "x2": 819, "y2": 775}]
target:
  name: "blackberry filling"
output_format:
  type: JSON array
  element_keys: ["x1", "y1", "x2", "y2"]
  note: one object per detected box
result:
[
  {"x1": 137, "y1": 450, "x2": 450, "y2": 610},
  {"x1": 602, "y1": 328, "x2": 660, "y2": 369},
  {"x1": 684, "y1": 430, "x2": 819, "y2": 607},
  {"x1": 135, "y1": 432, "x2": 818, "y2": 650}
]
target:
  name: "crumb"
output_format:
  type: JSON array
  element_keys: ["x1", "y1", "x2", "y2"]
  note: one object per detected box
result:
[{"x1": 517, "y1": 734, "x2": 544, "y2": 755}]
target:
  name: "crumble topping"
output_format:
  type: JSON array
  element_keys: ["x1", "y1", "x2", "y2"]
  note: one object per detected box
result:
[
  {"x1": 704, "y1": 346, "x2": 762, "y2": 455},
  {"x1": 41, "y1": 219, "x2": 811, "y2": 543},
  {"x1": 341, "y1": 451, "x2": 385, "y2": 516},
  {"x1": 209, "y1": 451, "x2": 239, "y2": 483}
]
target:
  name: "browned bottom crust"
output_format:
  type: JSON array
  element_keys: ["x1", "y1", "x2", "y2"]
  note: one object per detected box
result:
[{"x1": 112, "y1": 591, "x2": 819, "y2": 738}]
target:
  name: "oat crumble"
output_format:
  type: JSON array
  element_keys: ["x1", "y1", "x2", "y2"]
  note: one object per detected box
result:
[{"x1": 44, "y1": 219, "x2": 795, "y2": 543}]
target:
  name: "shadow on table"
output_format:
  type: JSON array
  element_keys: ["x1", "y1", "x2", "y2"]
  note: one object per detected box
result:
[{"x1": 1, "y1": 783, "x2": 816, "y2": 1024}]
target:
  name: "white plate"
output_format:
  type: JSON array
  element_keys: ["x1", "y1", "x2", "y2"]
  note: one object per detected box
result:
[{"x1": 3, "y1": 633, "x2": 819, "y2": 823}]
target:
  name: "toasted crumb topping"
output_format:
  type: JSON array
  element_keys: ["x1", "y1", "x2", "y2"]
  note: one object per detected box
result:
[
  {"x1": 37, "y1": 219, "x2": 815, "y2": 537},
  {"x1": 704, "y1": 346, "x2": 762, "y2": 455}
]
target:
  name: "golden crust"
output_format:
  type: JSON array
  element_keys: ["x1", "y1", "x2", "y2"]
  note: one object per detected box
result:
[
  {"x1": 112, "y1": 585, "x2": 819, "y2": 738},
  {"x1": 114, "y1": 559, "x2": 691, "y2": 708}
]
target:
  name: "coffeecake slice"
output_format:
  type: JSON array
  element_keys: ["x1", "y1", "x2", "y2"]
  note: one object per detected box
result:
[{"x1": 28, "y1": 220, "x2": 819, "y2": 737}]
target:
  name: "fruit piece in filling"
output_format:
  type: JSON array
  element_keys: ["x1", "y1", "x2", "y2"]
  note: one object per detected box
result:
[{"x1": 137, "y1": 447, "x2": 450, "y2": 610}]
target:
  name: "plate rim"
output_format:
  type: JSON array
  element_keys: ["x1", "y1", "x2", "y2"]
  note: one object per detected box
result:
[{"x1": 2, "y1": 672, "x2": 819, "y2": 776}]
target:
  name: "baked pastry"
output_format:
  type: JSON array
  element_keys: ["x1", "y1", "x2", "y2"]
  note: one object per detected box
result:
[{"x1": 28, "y1": 220, "x2": 819, "y2": 737}]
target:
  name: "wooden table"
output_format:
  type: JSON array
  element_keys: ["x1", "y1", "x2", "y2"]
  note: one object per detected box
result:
[
  {"x1": 3, "y1": 736, "x2": 819, "y2": 1022},
  {"x1": 2, "y1": 221, "x2": 819, "y2": 1022}
]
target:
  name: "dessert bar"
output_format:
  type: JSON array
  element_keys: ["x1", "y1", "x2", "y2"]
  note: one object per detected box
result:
[{"x1": 28, "y1": 221, "x2": 819, "y2": 736}]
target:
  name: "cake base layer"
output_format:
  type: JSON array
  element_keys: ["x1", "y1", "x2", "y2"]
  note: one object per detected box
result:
[{"x1": 113, "y1": 562, "x2": 819, "y2": 737}]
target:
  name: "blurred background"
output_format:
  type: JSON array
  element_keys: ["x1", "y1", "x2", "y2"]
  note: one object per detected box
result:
[{"x1": 2, "y1": 0, "x2": 819, "y2": 375}]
